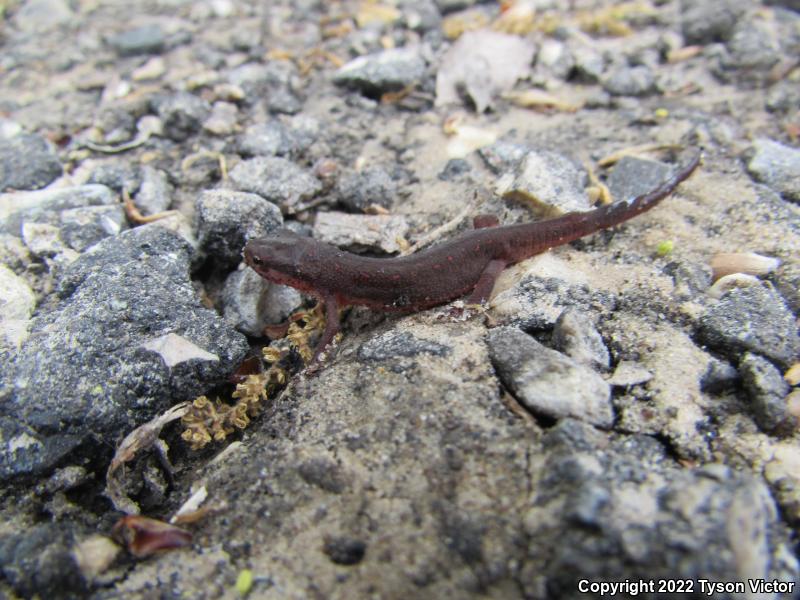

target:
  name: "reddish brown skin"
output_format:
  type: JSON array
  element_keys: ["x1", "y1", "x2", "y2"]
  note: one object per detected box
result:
[{"x1": 245, "y1": 153, "x2": 701, "y2": 361}]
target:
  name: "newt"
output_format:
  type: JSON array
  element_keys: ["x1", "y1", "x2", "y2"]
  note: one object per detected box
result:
[{"x1": 244, "y1": 152, "x2": 701, "y2": 362}]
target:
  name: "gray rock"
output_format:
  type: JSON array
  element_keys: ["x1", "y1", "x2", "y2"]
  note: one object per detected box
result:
[
  {"x1": 336, "y1": 165, "x2": 398, "y2": 211},
  {"x1": 535, "y1": 39, "x2": 574, "y2": 81},
  {"x1": 0, "y1": 133, "x2": 62, "y2": 191},
  {"x1": 236, "y1": 121, "x2": 293, "y2": 157},
  {"x1": 401, "y1": 0, "x2": 442, "y2": 31},
  {"x1": 0, "y1": 522, "x2": 85, "y2": 599},
  {"x1": 229, "y1": 156, "x2": 322, "y2": 214},
  {"x1": 437, "y1": 158, "x2": 471, "y2": 181},
  {"x1": 698, "y1": 285, "x2": 800, "y2": 368},
  {"x1": 0, "y1": 119, "x2": 23, "y2": 139},
  {"x1": 228, "y1": 62, "x2": 302, "y2": 113},
  {"x1": 194, "y1": 189, "x2": 283, "y2": 269},
  {"x1": 0, "y1": 265, "x2": 36, "y2": 349},
  {"x1": 357, "y1": 330, "x2": 451, "y2": 362},
  {"x1": 434, "y1": 0, "x2": 478, "y2": 13},
  {"x1": 54, "y1": 205, "x2": 127, "y2": 253},
  {"x1": 680, "y1": 0, "x2": 748, "y2": 44},
  {"x1": 13, "y1": 0, "x2": 73, "y2": 33},
  {"x1": 739, "y1": 353, "x2": 792, "y2": 433},
  {"x1": 236, "y1": 117, "x2": 318, "y2": 158},
  {"x1": 203, "y1": 101, "x2": 238, "y2": 136},
  {"x1": 333, "y1": 47, "x2": 426, "y2": 95},
  {"x1": 222, "y1": 267, "x2": 302, "y2": 336},
  {"x1": 552, "y1": 309, "x2": 610, "y2": 371},
  {"x1": 152, "y1": 92, "x2": 211, "y2": 142},
  {"x1": 323, "y1": 536, "x2": 367, "y2": 565},
  {"x1": 764, "y1": 0, "x2": 800, "y2": 10},
  {"x1": 700, "y1": 357, "x2": 739, "y2": 394},
  {"x1": 664, "y1": 260, "x2": 713, "y2": 300},
  {"x1": 0, "y1": 416, "x2": 84, "y2": 482},
  {"x1": 775, "y1": 261, "x2": 800, "y2": 313},
  {"x1": 134, "y1": 166, "x2": 171, "y2": 215},
  {"x1": 0, "y1": 233, "x2": 32, "y2": 272},
  {"x1": 495, "y1": 149, "x2": 590, "y2": 216},
  {"x1": 765, "y1": 81, "x2": 800, "y2": 114},
  {"x1": 267, "y1": 87, "x2": 304, "y2": 115},
  {"x1": 529, "y1": 424, "x2": 797, "y2": 596},
  {"x1": 606, "y1": 360, "x2": 653, "y2": 387},
  {"x1": 0, "y1": 185, "x2": 126, "y2": 254},
  {"x1": 92, "y1": 106, "x2": 138, "y2": 145},
  {"x1": 714, "y1": 20, "x2": 781, "y2": 86},
  {"x1": 746, "y1": 138, "x2": 800, "y2": 203},
  {"x1": 86, "y1": 162, "x2": 140, "y2": 194},
  {"x1": 570, "y1": 44, "x2": 605, "y2": 83},
  {"x1": 603, "y1": 64, "x2": 656, "y2": 97},
  {"x1": 21, "y1": 222, "x2": 67, "y2": 257},
  {"x1": 108, "y1": 24, "x2": 166, "y2": 56},
  {"x1": 38, "y1": 465, "x2": 90, "y2": 495},
  {"x1": 478, "y1": 139, "x2": 531, "y2": 174},
  {"x1": 491, "y1": 275, "x2": 617, "y2": 331},
  {"x1": 487, "y1": 327, "x2": 613, "y2": 427},
  {"x1": 607, "y1": 156, "x2": 672, "y2": 203},
  {"x1": 313, "y1": 212, "x2": 409, "y2": 254},
  {"x1": 2, "y1": 226, "x2": 248, "y2": 480}
]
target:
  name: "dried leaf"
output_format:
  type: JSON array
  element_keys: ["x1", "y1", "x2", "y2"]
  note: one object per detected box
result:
[
  {"x1": 112, "y1": 515, "x2": 192, "y2": 558},
  {"x1": 442, "y1": 9, "x2": 490, "y2": 40},
  {"x1": 106, "y1": 402, "x2": 190, "y2": 513},
  {"x1": 502, "y1": 88, "x2": 582, "y2": 112},
  {"x1": 356, "y1": 2, "x2": 401, "y2": 27},
  {"x1": 446, "y1": 125, "x2": 498, "y2": 159},
  {"x1": 436, "y1": 30, "x2": 536, "y2": 113},
  {"x1": 492, "y1": 1, "x2": 536, "y2": 35}
]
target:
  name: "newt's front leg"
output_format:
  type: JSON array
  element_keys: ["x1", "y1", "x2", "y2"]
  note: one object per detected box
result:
[{"x1": 312, "y1": 295, "x2": 341, "y2": 362}]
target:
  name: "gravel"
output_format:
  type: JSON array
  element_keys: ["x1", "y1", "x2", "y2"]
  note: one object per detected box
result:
[{"x1": 2, "y1": 1, "x2": 800, "y2": 597}]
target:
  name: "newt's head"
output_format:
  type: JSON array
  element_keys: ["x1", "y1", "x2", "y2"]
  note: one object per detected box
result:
[{"x1": 243, "y1": 230, "x2": 321, "y2": 294}]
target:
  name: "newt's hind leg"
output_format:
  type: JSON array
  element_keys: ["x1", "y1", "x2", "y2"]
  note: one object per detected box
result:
[
  {"x1": 466, "y1": 259, "x2": 507, "y2": 304},
  {"x1": 448, "y1": 258, "x2": 507, "y2": 321}
]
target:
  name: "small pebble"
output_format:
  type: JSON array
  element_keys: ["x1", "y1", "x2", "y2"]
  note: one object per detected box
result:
[
  {"x1": 336, "y1": 166, "x2": 398, "y2": 211},
  {"x1": 333, "y1": 47, "x2": 426, "y2": 96},
  {"x1": 0, "y1": 134, "x2": 62, "y2": 191},
  {"x1": 153, "y1": 92, "x2": 211, "y2": 142},
  {"x1": 740, "y1": 353, "x2": 792, "y2": 433},
  {"x1": 698, "y1": 285, "x2": 800, "y2": 368},
  {"x1": 495, "y1": 149, "x2": 589, "y2": 216},
  {"x1": 0, "y1": 265, "x2": 36, "y2": 349},
  {"x1": 488, "y1": 327, "x2": 613, "y2": 427},
  {"x1": 132, "y1": 56, "x2": 166, "y2": 80},
  {"x1": 108, "y1": 24, "x2": 166, "y2": 56},
  {"x1": 746, "y1": 138, "x2": 800, "y2": 203},
  {"x1": 313, "y1": 212, "x2": 409, "y2": 254},
  {"x1": 603, "y1": 64, "x2": 656, "y2": 97},
  {"x1": 195, "y1": 189, "x2": 283, "y2": 268},
  {"x1": 607, "y1": 156, "x2": 671, "y2": 203},
  {"x1": 228, "y1": 157, "x2": 322, "y2": 214},
  {"x1": 203, "y1": 101, "x2": 239, "y2": 136},
  {"x1": 552, "y1": 309, "x2": 610, "y2": 371}
]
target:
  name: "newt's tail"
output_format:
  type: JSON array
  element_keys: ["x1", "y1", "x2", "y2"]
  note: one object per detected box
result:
[
  {"x1": 506, "y1": 150, "x2": 702, "y2": 261},
  {"x1": 585, "y1": 150, "x2": 702, "y2": 231}
]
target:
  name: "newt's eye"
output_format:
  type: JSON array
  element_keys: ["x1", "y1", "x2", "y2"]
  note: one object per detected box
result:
[{"x1": 251, "y1": 255, "x2": 263, "y2": 266}]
